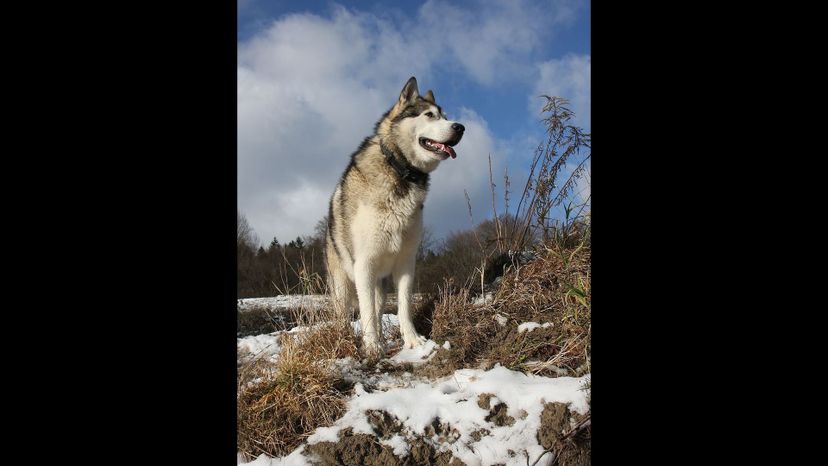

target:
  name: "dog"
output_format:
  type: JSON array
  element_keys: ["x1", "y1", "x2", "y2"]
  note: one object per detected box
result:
[{"x1": 326, "y1": 77, "x2": 464, "y2": 357}]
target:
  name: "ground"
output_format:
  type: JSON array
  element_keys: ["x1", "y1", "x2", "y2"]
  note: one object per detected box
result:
[
  {"x1": 238, "y1": 242, "x2": 591, "y2": 465},
  {"x1": 238, "y1": 302, "x2": 590, "y2": 466}
]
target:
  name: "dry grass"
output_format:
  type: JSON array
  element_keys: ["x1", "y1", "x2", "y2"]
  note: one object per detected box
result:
[
  {"x1": 431, "y1": 230, "x2": 591, "y2": 378},
  {"x1": 237, "y1": 236, "x2": 590, "y2": 460},
  {"x1": 237, "y1": 305, "x2": 359, "y2": 461}
]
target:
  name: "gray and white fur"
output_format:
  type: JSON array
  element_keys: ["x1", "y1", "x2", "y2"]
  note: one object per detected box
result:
[{"x1": 326, "y1": 77, "x2": 465, "y2": 356}]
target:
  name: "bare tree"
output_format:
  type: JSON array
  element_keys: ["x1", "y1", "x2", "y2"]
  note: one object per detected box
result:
[
  {"x1": 417, "y1": 225, "x2": 436, "y2": 262},
  {"x1": 237, "y1": 210, "x2": 259, "y2": 249}
]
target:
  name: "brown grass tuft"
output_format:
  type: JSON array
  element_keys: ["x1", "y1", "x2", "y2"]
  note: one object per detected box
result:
[
  {"x1": 237, "y1": 305, "x2": 359, "y2": 460},
  {"x1": 430, "y1": 234, "x2": 590, "y2": 378}
]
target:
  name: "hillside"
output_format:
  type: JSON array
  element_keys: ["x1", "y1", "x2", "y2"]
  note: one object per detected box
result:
[{"x1": 237, "y1": 239, "x2": 591, "y2": 466}]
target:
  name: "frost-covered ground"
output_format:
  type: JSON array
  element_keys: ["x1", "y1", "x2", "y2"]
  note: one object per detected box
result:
[
  {"x1": 237, "y1": 314, "x2": 402, "y2": 364},
  {"x1": 238, "y1": 313, "x2": 590, "y2": 466},
  {"x1": 237, "y1": 333, "x2": 283, "y2": 362},
  {"x1": 238, "y1": 295, "x2": 330, "y2": 313},
  {"x1": 239, "y1": 293, "x2": 432, "y2": 314}
]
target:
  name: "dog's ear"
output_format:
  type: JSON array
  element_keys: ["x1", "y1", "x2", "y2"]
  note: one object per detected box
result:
[
  {"x1": 398, "y1": 77, "x2": 419, "y2": 104},
  {"x1": 423, "y1": 90, "x2": 435, "y2": 104}
]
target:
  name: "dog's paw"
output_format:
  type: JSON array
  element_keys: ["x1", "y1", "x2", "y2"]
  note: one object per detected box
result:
[{"x1": 402, "y1": 332, "x2": 427, "y2": 349}]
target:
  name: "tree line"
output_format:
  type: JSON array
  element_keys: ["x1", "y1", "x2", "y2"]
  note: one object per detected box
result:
[{"x1": 237, "y1": 210, "x2": 531, "y2": 299}]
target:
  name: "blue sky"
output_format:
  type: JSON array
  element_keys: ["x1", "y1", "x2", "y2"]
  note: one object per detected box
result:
[{"x1": 237, "y1": 0, "x2": 591, "y2": 246}]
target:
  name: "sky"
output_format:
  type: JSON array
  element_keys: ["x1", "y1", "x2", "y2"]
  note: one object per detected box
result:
[{"x1": 238, "y1": 0, "x2": 591, "y2": 247}]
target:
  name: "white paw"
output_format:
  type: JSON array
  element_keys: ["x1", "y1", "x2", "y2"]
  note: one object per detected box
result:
[{"x1": 402, "y1": 332, "x2": 427, "y2": 349}]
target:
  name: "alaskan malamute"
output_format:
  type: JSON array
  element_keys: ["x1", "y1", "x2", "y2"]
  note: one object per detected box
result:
[{"x1": 326, "y1": 77, "x2": 465, "y2": 357}]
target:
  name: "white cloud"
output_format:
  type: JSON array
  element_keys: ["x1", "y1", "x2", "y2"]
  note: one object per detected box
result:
[
  {"x1": 419, "y1": 0, "x2": 579, "y2": 85},
  {"x1": 531, "y1": 54, "x2": 591, "y2": 129},
  {"x1": 237, "y1": 7, "x2": 434, "y2": 245},
  {"x1": 426, "y1": 108, "x2": 506, "y2": 235},
  {"x1": 238, "y1": 1, "x2": 583, "y2": 245},
  {"x1": 574, "y1": 165, "x2": 591, "y2": 205},
  {"x1": 238, "y1": 5, "x2": 499, "y2": 244}
]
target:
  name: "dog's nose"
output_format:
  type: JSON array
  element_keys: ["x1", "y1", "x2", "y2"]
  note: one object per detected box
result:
[{"x1": 452, "y1": 123, "x2": 465, "y2": 132}]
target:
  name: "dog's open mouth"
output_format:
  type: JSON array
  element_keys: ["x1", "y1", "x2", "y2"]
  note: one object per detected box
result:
[{"x1": 419, "y1": 137, "x2": 457, "y2": 159}]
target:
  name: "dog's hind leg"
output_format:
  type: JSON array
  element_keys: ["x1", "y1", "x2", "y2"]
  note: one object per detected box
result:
[
  {"x1": 374, "y1": 282, "x2": 386, "y2": 343},
  {"x1": 327, "y1": 244, "x2": 356, "y2": 323},
  {"x1": 329, "y1": 271, "x2": 356, "y2": 323}
]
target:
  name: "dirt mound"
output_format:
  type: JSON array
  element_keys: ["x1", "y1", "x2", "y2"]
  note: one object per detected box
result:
[
  {"x1": 305, "y1": 429, "x2": 400, "y2": 466},
  {"x1": 306, "y1": 396, "x2": 536, "y2": 466},
  {"x1": 306, "y1": 426, "x2": 464, "y2": 466},
  {"x1": 478, "y1": 393, "x2": 516, "y2": 427},
  {"x1": 537, "y1": 402, "x2": 591, "y2": 466},
  {"x1": 411, "y1": 346, "x2": 464, "y2": 379}
]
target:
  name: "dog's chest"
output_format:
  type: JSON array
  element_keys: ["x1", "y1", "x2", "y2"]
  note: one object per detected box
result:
[
  {"x1": 352, "y1": 187, "x2": 425, "y2": 255},
  {"x1": 381, "y1": 189, "x2": 424, "y2": 235}
]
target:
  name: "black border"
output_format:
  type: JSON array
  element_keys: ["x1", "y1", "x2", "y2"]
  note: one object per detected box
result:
[{"x1": 19, "y1": 0, "x2": 773, "y2": 462}]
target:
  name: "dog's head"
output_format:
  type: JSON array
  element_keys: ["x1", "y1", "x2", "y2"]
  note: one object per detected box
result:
[{"x1": 379, "y1": 77, "x2": 465, "y2": 173}]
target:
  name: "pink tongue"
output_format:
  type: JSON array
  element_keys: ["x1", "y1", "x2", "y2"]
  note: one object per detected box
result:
[{"x1": 434, "y1": 142, "x2": 456, "y2": 159}]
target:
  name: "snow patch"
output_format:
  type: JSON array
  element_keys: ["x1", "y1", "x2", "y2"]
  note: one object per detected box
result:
[
  {"x1": 305, "y1": 365, "x2": 590, "y2": 466},
  {"x1": 238, "y1": 333, "x2": 281, "y2": 361},
  {"x1": 238, "y1": 295, "x2": 328, "y2": 313},
  {"x1": 239, "y1": 446, "x2": 311, "y2": 466},
  {"x1": 472, "y1": 292, "x2": 494, "y2": 305},
  {"x1": 517, "y1": 322, "x2": 553, "y2": 333},
  {"x1": 390, "y1": 340, "x2": 440, "y2": 364},
  {"x1": 381, "y1": 434, "x2": 410, "y2": 457},
  {"x1": 350, "y1": 313, "x2": 400, "y2": 339}
]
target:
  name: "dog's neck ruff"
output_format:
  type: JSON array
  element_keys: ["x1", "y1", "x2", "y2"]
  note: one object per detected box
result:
[{"x1": 381, "y1": 143, "x2": 429, "y2": 187}]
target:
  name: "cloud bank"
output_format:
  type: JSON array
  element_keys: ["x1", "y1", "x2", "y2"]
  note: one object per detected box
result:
[{"x1": 238, "y1": 1, "x2": 588, "y2": 245}]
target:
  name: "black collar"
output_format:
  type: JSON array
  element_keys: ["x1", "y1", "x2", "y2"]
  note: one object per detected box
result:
[{"x1": 381, "y1": 143, "x2": 429, "y2": 187}]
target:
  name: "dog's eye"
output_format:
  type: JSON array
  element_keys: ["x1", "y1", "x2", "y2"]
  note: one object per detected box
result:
[{"x1": 424, "y1": 112, "x2": 434, "y2": 118}]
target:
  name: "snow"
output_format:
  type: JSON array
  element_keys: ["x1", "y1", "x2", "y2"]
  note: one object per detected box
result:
[
  {"x1": 237, "y1": 333, "x2": 281, "y2": 361},
  {"x1": 238, "y1": 295, "x2": 328, "y2": 313},
  {"x1": 389, "y1": 339, "x2": 440, "y2": 364},
  {"x1": 239, "y1": 446, "x2": 311, "y2": 466},
  {"x1": 239, "y1": 301, "x2": 590, "y2": 466},
  {"x1": 350, "y1": 313, "x2": 400, "y2": 339},
  {"x1": 517, "y1": 322, "x2": 553, "y2": 333},
  {"x1": 381, "y1": 434, "x2": 410, "y2": 457},
  {"x1": 336, "y1": 359, "x2": 423, "y2": 391},
  {"x1": 239, "y1": 294, "x2": 429, "y2": 312},
  {"x1": 305, "y1": 365, "x2": 590, "y2": 466},
  {"x1": 239, "y1": 313, "x2": 404, "y2": 364},
  {"x1": 472, "y1": 292, "x2": 494, "y2": 305},
  {"x1": 494, "y1": 313, "x2": 508, "y2": 326},
  {"x1": 270, "y1": 313, "x2": 400, "y2": 338},
  {"x1": 304, "y1": 424, "x2": 341, "y2": 444}
]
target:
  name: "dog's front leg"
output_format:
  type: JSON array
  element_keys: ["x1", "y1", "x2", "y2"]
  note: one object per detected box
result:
[
  {"x1": 354, "y1": 259, "x2": 384, "y2": 357},
  {"x1": 394, "y1": 256, "x2": 427, "y2": 348}
]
